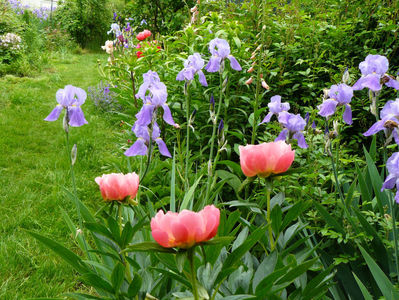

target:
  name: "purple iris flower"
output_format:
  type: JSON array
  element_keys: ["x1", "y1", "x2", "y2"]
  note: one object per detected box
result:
[
  {"x1": 381, "y1": 152, "x2": 399, "y2": 203},
  {"x1": 44, "y1": 85, "x2": 88, "y2": 127},
  {"x1": 318, "y1": 83, "x2": 354, "y2": 124},
  {"x1": 275, "y1": 113, "x2": 308, "y2": 148},
  {"x1": 363, "y1": 98, "x2": 399, "y2": 144},
  {"x1": 124, "y1": 23, "x2": 131, "y2": 32},
  {"x1": 113, "y1": 12, "x2": 117, "y2": 20},
  {"x1": 140, "y1": 19, "x2": 147, "y2": 25},
  {"x1": 205, "y1": 38, "x2": 242, "y2": 72},
  {"x1": 124, "y1": 122, "x2": 171, "y2": 157},
  {"x1": 353, "y1": 54, "x2": 399, "y2": 91},
  {"x1": 107, "y1": 23, "x2": 121, "y2": 36},
  {"x1": 176, "y1": 53, "x2": 208, "y2": 87},
  {"x1": 135, "y1": 70, "x2": 175, "y2": 126},
  {"x1": 260, "y1": 95, "x2": 290, "y2": 124}
]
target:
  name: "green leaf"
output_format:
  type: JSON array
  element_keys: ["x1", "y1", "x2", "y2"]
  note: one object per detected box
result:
[
  {"x1": 276, "y1": 257, "x2": 318, "y2": 285},
  {"x1": 217, "y1": 160, "x2": 243, "y2": 176},
  {"x1": 27, "y1": 231, "x2": 88, "y2": 274},
  {"x1": 151, "y1": 267, "x2": 191, "y2": 288},
  {"x1": 123, "y1": 242, "x2": 177, "y2": 254},
  {"x1": 84, "y1": 222, "x2": 116, "y2": 244},
  {"x1": 121, "y1": 221, "x2": 134, "y2": 249},
  {"x1": 353, "y1": 208, "x2": 389, "y2": 273},
  {"x1": 255, "y1": 264, "x2": 292, "y2": 295},
  {"x1": 62, "y1": 293, "x2": 107, "y2": 300},
  {"x1": 80, "y1": 273, "x2": 114, "y2": 294},
  {"x1": 271, "y1": 205, "x2": 282, "y2": 235},
  {"x1": 127, "y1": 273, "x2": 142, "y2": 297},
  {"x1": 364, "y1": 148, "x2": 387, "y2": 214},
  {"x1": 355, "y1": 162, "x2": 371, "y2": 203},
  {"x1": 353, "y1": 272, "x2": 373, "y2": 300},
  {"x1": 252, "y1": 251, "x2": 278, "y2": 291},
  {"x1": 201, "y1": 236, "x2": 235, "y2": 246},
  {"x1": 175, "y1": 251, "x2": 187, "y2": 273},
  {"x1": 281, "y1": 201, "x2": 311, "y2": 230},
  {"x1": 233, "y1": 36, "x2": 241, "y2": 49},
  {"x1": 111, "y1": 262, "x2": 125, "y2": 292},
  {"x1": 180, "y1": 175, "x2": 202, "y2": 210},
  {"x1": 358, "y1": 245, "x2": 399, "y2": 299},
  {"x1": 313, "y1": 201, "x2": 345, "y2": 235},
  {"x1": 215, "y1": 225, "x2": 268, "y2": 285},
  {"x1": 216, "y1": 170, "x2": 242, "y2": 193}
]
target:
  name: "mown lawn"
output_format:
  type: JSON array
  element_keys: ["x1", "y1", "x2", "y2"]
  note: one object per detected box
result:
[{"x1": 0, "y1": 52, "x2": 123, "y2": 299}]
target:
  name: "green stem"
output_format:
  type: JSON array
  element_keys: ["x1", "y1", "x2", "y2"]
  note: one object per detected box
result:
[
  {"x1": 188, "y1": 247, "x2": 199, "y2": 300},
  {"x1": 185, "y1": 83, "x2": 192, "y2": 190},
  {"x1": 388, "y1": 193, "x2": 399, "y2": 282},
  {"x1": 265, "y1": 179, "x2": 274, "y2": 250},
  {"x1": 205, "y1": 69, "x2": 224, "y2": 203},
  {"x1": 251, "y1": 1, "x2": 266, "y2": 144},
  {"x1": 118, "y1": 203, "x2": 123, "y2": 235}
]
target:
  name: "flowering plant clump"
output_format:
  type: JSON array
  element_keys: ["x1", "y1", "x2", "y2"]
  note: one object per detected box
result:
[
  {"x1": 87, "y1": 81, "x2": 119, "y2": 111},
  {"x1": 7, "y1": 0, "x2": 26, "y2": 14},
  {"x1": 151, "y1": 205, "x2": 220, "y2": 248},
  {"x1": 0, "y1": 33, "x2": 22, "y2": 51},
  {"x1": 32, "y1": 7, "x2": 53, "y2": 21},
  {"x1": 124, "y1": 70, "x2": 174, "y2": 157},
  {"x1": 44, "y1": 85, "x2": 88, "y2": 127}
]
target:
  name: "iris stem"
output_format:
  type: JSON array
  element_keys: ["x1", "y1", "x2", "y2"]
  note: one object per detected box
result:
[
  {"x1": 188, "y1": 247, "x2": 199, "y2": 300},
  {"x1": 251, "y1": 1, "x2": 266, "y2": 145},
  {"x1": 205, "y1": 67, "x2": 224, "y2": 203},
  {"x1": 185, "y1": 83, "x2": 192, "y2": 191},
  {"x1": 65, "y1": 125, "x2": 91, "y2": 259}
]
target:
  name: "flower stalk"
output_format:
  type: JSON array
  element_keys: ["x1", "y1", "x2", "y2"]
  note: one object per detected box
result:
[
  {"x1": 185, "y1": 83, "x2": 192, "y2": 190},
  {"x1": 188, "y1": 247, "x2": 199, "y2": 300},
  {"x1": 205, "y1": 67, "x2": 225, "y2": 202},
  {"x1": 265, "y1": 179, "x2": 274, "y2": 250}
]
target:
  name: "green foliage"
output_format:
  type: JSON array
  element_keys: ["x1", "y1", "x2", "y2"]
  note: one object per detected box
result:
[
  {"x1": 122, "y1": 0, "x2": 195, "y2": 34},
  {"x1": 54, "y1": 0, "x2": 111, "y2": 48}
]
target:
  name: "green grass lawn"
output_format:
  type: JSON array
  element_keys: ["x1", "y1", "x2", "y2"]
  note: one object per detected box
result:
[{"x1": 0, "y1": 52, "x2": 124, "y2": 299}]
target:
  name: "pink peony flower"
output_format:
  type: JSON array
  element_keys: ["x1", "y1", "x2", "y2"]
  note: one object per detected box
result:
[
  {"x1": 151, "y1": 205, "x2": 220, "y2": 248},
  {"x1": 239, "y1": 141, "x2": 295, "y2": 177},
  {"x1": 95, "y1": 172, "x2": 139, "y2": 201}
]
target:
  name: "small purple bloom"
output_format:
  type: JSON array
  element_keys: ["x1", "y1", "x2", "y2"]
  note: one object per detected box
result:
[
  {"x1": 205, "y1": 38, "x2": 241, "y2": 73},
  {"x1": 124, "y1": 122, "x2": 171, "y2": 157},
  {"x1": 124, "y1": 22, "x2": 131, "y2": 32},
  {"x1": 176, "y1": 53, "x2": 208, "y2": 87},
  {"x1": 44, "y1": 85, "x2": 88, "y2": 127},
  {"x1": 318, "y1": 83, "x2": 354, "y2": 124},
  {"x1": 275, "y1": 113, "x2": 308, "y2": 148},
  {"x1": 218, "y1": 119, "x2": 224, "y2": 135},
  {"x1": 363, "y1": 98, "x2": 399, "y2": 144},
  {"x1": 113, "y1": 12, "x2": 117, "y2": 20},
  {"x1": 353, "y1": 54, "x2": 399, "y2": 91},
  {"x1": 140, "y1": 19, "x2": 147, "y2": 25},
  {"x1": 381, "y1": 152, "x2": 399, "y2": 203},
  {"x1": 210, "y1": 94, "x2": 215, "y2": 111},
  {"x1": 260, "y1": 95, "x2": 290, "y2": 124}
]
